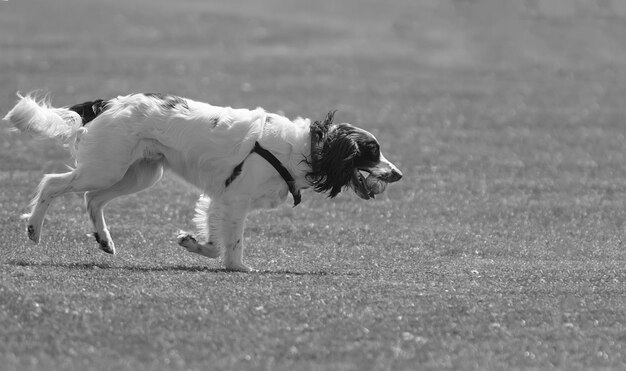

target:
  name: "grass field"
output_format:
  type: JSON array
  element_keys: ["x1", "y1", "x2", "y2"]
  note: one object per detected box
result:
[{"x1": 1, "y1": 0, "x2": 626, "y2": 369}]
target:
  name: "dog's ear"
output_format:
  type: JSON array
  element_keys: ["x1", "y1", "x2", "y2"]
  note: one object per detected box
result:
[
  {"x1": 310, "y1": 110, "x2": 336, "y2": 144},
  {"x1": 324, "y1": 124, "x2": 360, "y2": 197},
  {"x1": 323, "y1": 110, "x2": 336, "y2": 127},
  {"x1": 307, "y1": 121, "x2": 360, "y2": 198},
  {"x1": 308, "y1": 110, "x2": 337, "y2": 174}
]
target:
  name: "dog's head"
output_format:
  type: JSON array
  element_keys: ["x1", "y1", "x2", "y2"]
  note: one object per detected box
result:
[{"x1": 307, "y1": 111, "x2": 402, "y2": 199}]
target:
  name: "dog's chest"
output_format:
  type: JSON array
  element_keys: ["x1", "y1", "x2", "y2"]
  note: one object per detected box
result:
[{"x1": 249, "y1": 178, "x2": 290, "y2": 210}]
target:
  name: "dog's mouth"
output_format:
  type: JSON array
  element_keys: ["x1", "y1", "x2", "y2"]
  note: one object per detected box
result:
[{"x1": 350, "y1": 170, "x2": 377, "y2": 200}]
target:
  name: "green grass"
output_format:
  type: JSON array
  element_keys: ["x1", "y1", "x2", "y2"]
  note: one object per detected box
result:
[{"x1": 2, "y1": 0, "x2": 626, "y2": 370}]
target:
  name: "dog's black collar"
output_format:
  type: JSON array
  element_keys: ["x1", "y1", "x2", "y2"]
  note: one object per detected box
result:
[{"x1": 224, "y1": 142, "x2": 301, "y2": 207}]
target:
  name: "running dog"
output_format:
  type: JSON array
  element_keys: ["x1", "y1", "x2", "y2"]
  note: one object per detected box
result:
[{"x1": 4, "y1": 92, "x2": 402, "y2": 271}]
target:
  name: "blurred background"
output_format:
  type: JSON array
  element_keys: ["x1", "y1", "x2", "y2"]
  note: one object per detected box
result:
[{"x1": 2, "y1": 0, "x2": 625, "y2": 111}]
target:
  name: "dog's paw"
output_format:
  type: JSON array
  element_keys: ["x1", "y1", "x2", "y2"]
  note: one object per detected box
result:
[
  {"x1": 177, "y1": 231, "x2": 197, "y2": 248},
  {"x1": 177, "y1": 231, "x2": 202, "y2": 254},
  {"x1": 26, "y1": 224, "x2": 40, "y2": 243},
  {"x1": 99, "y1": 239, "x2": 115, "y2": 254},
  {"x1": 178, "y1": 231, "x2": 221, "y2": 258},
  {"x1": 91, "y1": 232, "x2": 115, "y2": 254},
  {"x1": 90, "y1": 232, "x2": 115, "y2": 254}
]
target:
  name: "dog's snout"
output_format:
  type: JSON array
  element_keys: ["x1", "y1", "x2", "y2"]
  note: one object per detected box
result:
[
  {"x1": 371, "y1": 159, "x2": 403, "y2": 183},
  {"x1": 389, "y1": 168, "x2": 403, "y2": 182},
  {"x1": 377, "y1": 167, "x2": 402, "y2": 183}
]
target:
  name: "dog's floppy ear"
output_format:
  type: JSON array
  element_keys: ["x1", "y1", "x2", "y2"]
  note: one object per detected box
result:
[
  {"x1": 308, "y1": 110, "x2": 336, "y2": 171},
  {"x1": 307, "y1": 111, "x2": 360, "y2": 198},
  {"x1": 321, "y1": 123, "x2": 360, "y2": 197},
  {"x1": 310, "y1": 110, "x2": 336, "y2": 145}
]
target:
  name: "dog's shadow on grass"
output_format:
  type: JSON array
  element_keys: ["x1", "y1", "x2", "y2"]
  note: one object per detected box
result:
[{"x1": 6, "y1": 259, "x2": 358, "y2": 277}]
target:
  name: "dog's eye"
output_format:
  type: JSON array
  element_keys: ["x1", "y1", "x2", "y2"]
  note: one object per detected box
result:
[
  {"x1": 357, "y1": 141, "x2": 380, "y2": 164},
  {"x1": 372, "y1": 144, "x2": 380, "y2": 159},
  {"x1": 367, "y1": 142, "x2": 380, "y2": 159}
]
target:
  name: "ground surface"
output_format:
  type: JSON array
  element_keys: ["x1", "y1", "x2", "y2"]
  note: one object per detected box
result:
[{"x1": 1, "y1": 0, "x2": 626, "y2": 370}]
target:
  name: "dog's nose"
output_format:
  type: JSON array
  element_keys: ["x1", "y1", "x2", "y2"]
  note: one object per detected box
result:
[{"x1": 388, "y1": 169, "x2": 403, "y2": 182}]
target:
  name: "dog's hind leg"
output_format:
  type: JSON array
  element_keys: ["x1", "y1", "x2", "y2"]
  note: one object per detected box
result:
[
  {"x1": 177, "y1": 197, "x2": 222, "y2": 259},
  {"x1": 26, "y1": 166, "x2": 129, "y2": 244},
  {"x1": 85, "y1": 159, "x2": 163, "y2": 254},
  {"x1": 25, "y1": 172, "x2": 74, "y2": 243}
]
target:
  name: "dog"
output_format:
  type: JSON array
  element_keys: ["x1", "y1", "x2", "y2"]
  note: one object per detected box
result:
[{"x1": 4, "y1": 92, "x2": 402, "y2": 271}]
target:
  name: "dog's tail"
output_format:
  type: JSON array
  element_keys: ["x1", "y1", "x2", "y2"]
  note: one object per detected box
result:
[
  {"x1": 3, "y1": 92, "x2": 103, "y2": 155},
  {"x1": 4, "y1": 93, "x2": 85, "y2": 140}
]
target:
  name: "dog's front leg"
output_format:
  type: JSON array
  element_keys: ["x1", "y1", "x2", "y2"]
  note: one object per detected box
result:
[
  {"x1": 222, "y1": 201, "x2": 251, "y2": 272},
  {"x1": 177, "y1": 197, "x2": 222, "y2": 259}
]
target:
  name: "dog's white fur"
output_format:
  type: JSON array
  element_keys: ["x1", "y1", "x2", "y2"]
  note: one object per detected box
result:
[{"x1": 4, "y1": 92, "x2": 402, "y2": 271}]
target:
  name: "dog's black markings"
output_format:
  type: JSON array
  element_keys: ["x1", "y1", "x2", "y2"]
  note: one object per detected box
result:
[
  {"x1": 68, "y1": 99, "x2": 110, "y2": 126},
  {"x1": 144, "y1": 93, "x2": 189, "y2": 111},
  {"x1": 225, "y1": 162, "x2": 244, "y2": 187}
]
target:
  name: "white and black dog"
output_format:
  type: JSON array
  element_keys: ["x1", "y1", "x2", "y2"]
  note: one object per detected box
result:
[{"x1": 4, "y1": 92, "x2": 402, "y2": 271}]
